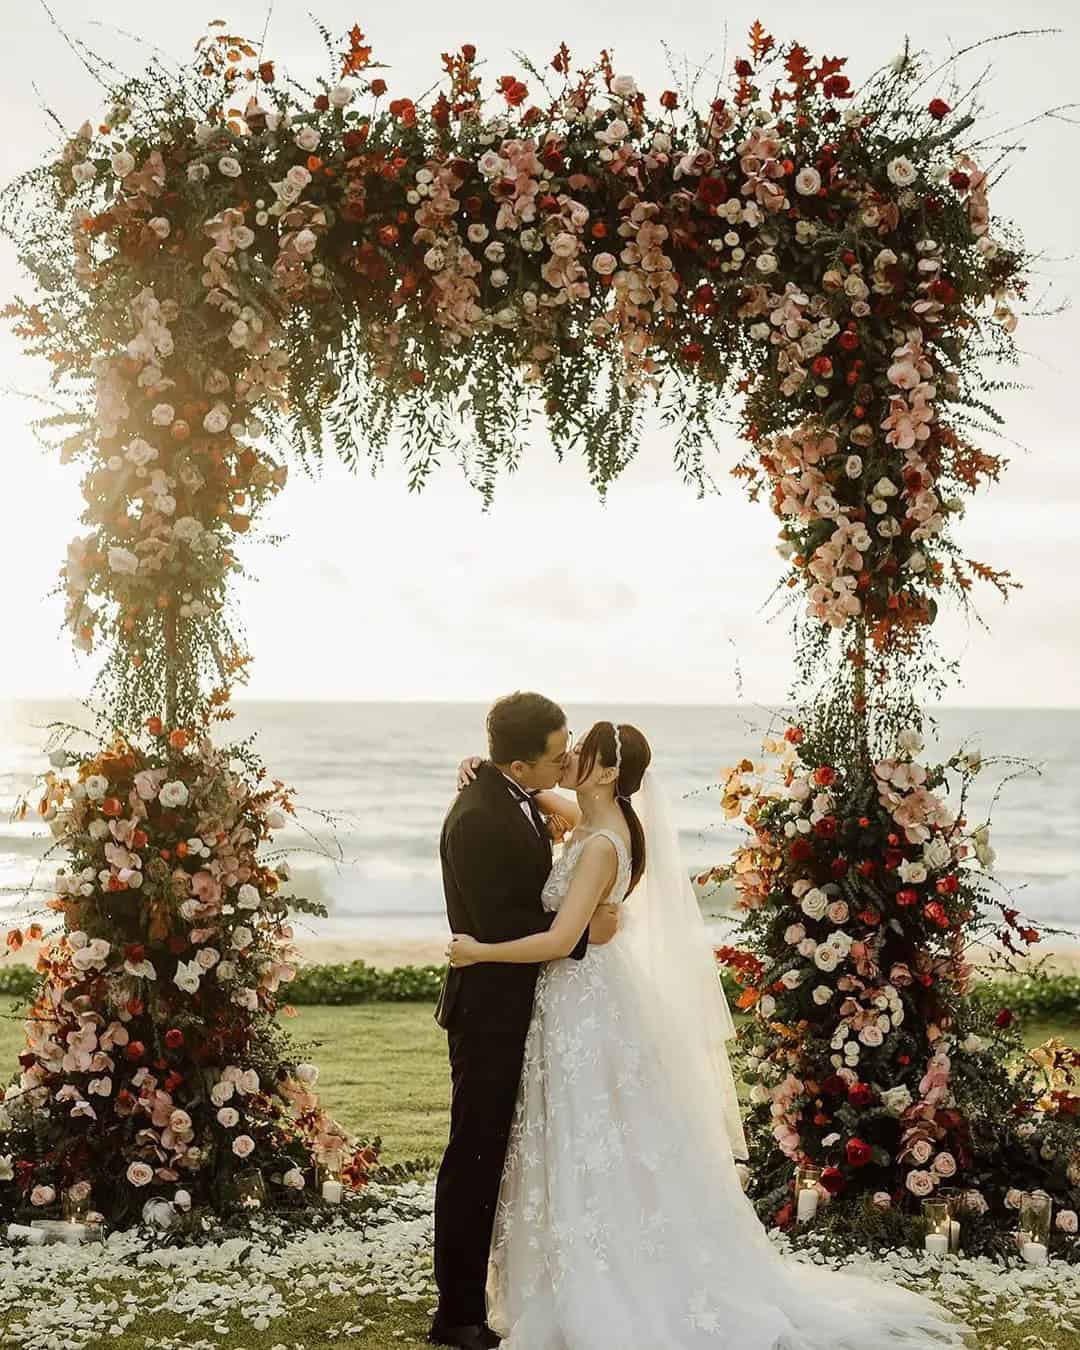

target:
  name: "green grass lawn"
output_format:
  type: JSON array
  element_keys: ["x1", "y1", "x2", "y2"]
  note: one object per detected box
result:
[{"x1": 0, "y1": 1002, "x2": 1074, "y2": 1349}]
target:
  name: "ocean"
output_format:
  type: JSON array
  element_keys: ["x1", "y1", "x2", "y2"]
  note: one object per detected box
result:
[{"x1": 1, "y1": 699, "x2": 1077, "y2": 948}]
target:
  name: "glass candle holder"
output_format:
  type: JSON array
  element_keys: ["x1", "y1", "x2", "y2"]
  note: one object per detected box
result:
[
  {"x1": 1018, "y1": 1190, "x2": 1052, "y2": 1263},
  {"x1": 936, "y1": 1186, "x2": 962, "y2": 1253},
  {"x1": 232, "y1": 1169, "x2": 267, "y2": 1212},
  {"x1": 794, "y1": 1164, "x2": 822, "y2": 1224},
  {"x1": 922, "y1": 1198, "x2": 950, "y2": 1255},
  {"x1": 62, "y1": 1182, "x2": 92, "y2": 1223}
]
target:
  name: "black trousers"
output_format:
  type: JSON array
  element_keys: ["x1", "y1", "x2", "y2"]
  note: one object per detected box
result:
[{"x1": 433, "y1": 1019, "x2": 528, "y2": 1327}]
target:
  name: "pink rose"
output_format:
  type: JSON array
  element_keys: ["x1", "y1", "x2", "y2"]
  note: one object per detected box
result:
[
  {"x1": 905, "y1": 1169, "x2": 935, "y2": 1197},
  {"x1": 931, "y1": 1151, "x2": 956, "y2": 1177},
  {"x1": 30, "y1": 1185, "x2": 56, "y2": 1207},
  {"x1": 126, "y1": 1162, "x2": 153, "y2": 1187},
  {"x1": 232, "y1": 1134, "x2": 255, "y2": 1158},
  {"x1": 1056, "y1": 1210, "x2": 1078, "y2": 1234},
  {"x1": 872, "y1": 1191, "x2": 892, "y2": 1209},
  {"x1": 909, "y1": 1138, "x2": 933, "y2": 1165}
]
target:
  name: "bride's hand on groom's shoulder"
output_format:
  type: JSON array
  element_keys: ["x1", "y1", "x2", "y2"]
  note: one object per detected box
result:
[
  {"x1": 456, "y1": 756, "x2": 483, "y2": 790},
  {"x1": 446, "y1": 933, "x2": 483, "y2": 967}
]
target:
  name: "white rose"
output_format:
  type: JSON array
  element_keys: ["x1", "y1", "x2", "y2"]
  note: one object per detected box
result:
[
  {"x1": 159, "y1": 780, "x2": 189, "y2": 809},
  {"x1": 196, "y1": 947, "x2": 220, "y2": 972},
  {"x1": 283, "y1": 1167, "x2": 305, "y2": 1190},
  {"x1": 800, "y1": 889, "x2": 828, "y2": 921},
  {"x1": 232, "y1": 1134, "x2": 255, "y2": 1157},
  {"x1": 812, "y1": 985, "x2": 834, "y2": 1005},
  {"x1": 795, "y1": 167, "x2": 821, "y2": 196},
  {"x1": 814, "y1": 946, "x2": 840, "y2": 972},
  {"x1": 755, "y1": 253, "x2": 778, "y2": 274},
  {"x1": 236, "y1": 884, "x2": 261, "y2": 910},
  {"x1": 172, "y1": 517, "x2": 203, "y2": 543},
  {"x1": 211, "y1": 1081, "x2": 235, "y2": 1107},
  {"x1": 108, "y1": 546, "x2": 139, "y2": 576},
  {"x1": 329, "y1": 84, "x2": 354, "y2": 108},
  {"x1": 231, "y1": 926, "x2": 253, "y2": 950},
  {"x1": 758, "y1": 995, "x2": 776, "y2": 1018},
  {"x1": 295, "y1": 127, "x2": 321, "y2": 152},
  {"x1": 85, "y1": 774, "x2": 108, "y2": 801},
  {"x1": 218, "y1": 156, "x2": 243, "y2": 178},
  {"x1": 592, "y1": 252, "x2": 618, "y2": 276},
  {"x1": 881, "y1": 1085, "x2": 913, "y2": 1116},
  {"x1": 887, "y1": 157, "x2": 917, "y2": 187},
  {"x1": 111, "y1": 150, "x2": 135, "y2": 177},
  {"x1": 859, "y1": 1024, "x2": 885, "y2": 1047},
  {"x1": 295, "y1": 1063, "x2": 319, "y2": 1086},
  {"x1": 202, "y1": 404, "x2": 230, "y2": 434},
  {"x1": 217, "y1": 1106, "x2": 240, "y2": 1128},
  {"x1": 173, "y1": 959, "x2": 201, "y2": 995}
]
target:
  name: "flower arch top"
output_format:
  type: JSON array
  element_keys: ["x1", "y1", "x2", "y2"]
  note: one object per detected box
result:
[{"x1": 1, "y1": 20, "x2": 1030, "y2": 725}]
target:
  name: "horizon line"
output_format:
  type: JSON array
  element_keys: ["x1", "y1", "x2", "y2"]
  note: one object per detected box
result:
[{"x1": 2, "y1": 695, "x2": 1079, "y2": 713}]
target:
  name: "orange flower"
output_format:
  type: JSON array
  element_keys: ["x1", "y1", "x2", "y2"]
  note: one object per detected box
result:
[{"x1": 168, "y1": 729, "x2": 189, "y2": 750}]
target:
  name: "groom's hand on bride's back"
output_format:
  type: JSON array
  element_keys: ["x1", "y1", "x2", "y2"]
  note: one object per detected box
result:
[{"x1": 588, "y1": 904, "x2": 620, "y2": 946}]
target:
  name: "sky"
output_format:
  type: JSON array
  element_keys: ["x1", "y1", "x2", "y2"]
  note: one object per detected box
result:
[{"x1": 0, "y1": 2, "x2": 1077, "y2": 708}]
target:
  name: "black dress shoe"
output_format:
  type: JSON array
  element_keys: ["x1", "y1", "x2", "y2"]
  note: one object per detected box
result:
[{"x1": 427, "y1": 1322, "x2": 500, "y2": 1349}]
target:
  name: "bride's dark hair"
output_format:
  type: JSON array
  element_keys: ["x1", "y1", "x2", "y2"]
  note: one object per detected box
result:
[{"x1": 575, "y1": 721, "x2": 651, "y2": 896}]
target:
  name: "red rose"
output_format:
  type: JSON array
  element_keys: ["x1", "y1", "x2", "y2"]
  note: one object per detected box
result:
[
  {"x1": 949, "y1": 171, "x2": 970, "y2": 192},
  {"x1": 165, "y1": 1071, "x2": 184, "y2": 1092},
  {"x1": 146, "y1": 716, "x2": 163, "y2": 736},
  {"x1": 927, "y1": 99, "x2": 950, "y2": 121},
  {"x1": 896, "y1": 888, "x2": 918, "y2": 907},
  {"x1": 829, "y1": 857, "x2": 849, "y2": 877},
  {"x1": 924, "y1": 901, "x2": 950, "y2": 929},
  {"x1": 822, "y1": 74, "x2": 851, "y2": 100},
  {"x1": 660, "y1": 90, "x2": 679, "y2": 110},
  {"x1": 314, "y1": 94, "x2": 329, "y2": 112},
  {"x1": 813, "y1": 816, "x2": 837, "y2": 839},
  {"x1": 497, "y1": 76, "x2": 528, "y2": 107},
  {"x1": 994, "y1": 1007, "x2": 1013, "y2": 1028},
  {"x1": 734, "y1": 59, "x2": 753, "y2": 78},
  {"x1": 820, "y1": 1165, "x2": 845, "y2": 1194},
  {"x1": 370, "y1": 78, "x2": 387, "y2": 96},
  {"x1": 822, "y1": 1074, "x2": 847, "y2": 1097},
  {"x1": 848, "y1": 1083, "x2": 875, "y2": 1109},
  {"x1": 811, "y1": 356, "x2": 833, "y2": 378},
  {"x1": 125, "y1": 1041, "x2": 145, "y2": 1062},
  {"x1": 813, "y1": 766, "x2": 837, "y2": 786},
  {"x1": 935, "y1": 874, "x2": 959, "y2": 895},
  {"x1": 165, "y1": 1028, "x2": 184, "y2": 1050},
  {"x1": 696, "y1": 176, "x2": 728, "y2": 206},
  {"x1": 101, "y1": 797, "x2": 122, "y2": 818},
  {"x1": 461, "y1": 44, "x2": 476, "y2": 62},
  {"x1": 846, "y1": 1137, "x2": 872, "y2": 1167},
  {"x1": 838, "y1": 331, "x2": 859, "y2": 351},
  {"x1": 789, "y1": 838, "x2": 813, "y2": 862},
  {"x1": 681, "y1": 343, "x2": 705, "y2": 363}
]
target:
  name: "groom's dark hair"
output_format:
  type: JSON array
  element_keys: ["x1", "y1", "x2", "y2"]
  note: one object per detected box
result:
[{"x1": 487, "y1": 692, "x2": 566, "y2": 765}]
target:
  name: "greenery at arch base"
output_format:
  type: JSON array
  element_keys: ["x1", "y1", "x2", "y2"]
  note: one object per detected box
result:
[{"x1": 0, "y1": 16, "x2": 1077, "y2": 1256}]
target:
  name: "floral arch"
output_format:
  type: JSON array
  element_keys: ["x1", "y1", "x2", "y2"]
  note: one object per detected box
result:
[{"x1": 0, "y1": 18, "x2": 1071, "y2": 1242}]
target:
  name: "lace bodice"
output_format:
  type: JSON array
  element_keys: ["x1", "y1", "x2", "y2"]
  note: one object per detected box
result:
[{"x1": 541, "y1": 828, "x2": 632, "y2": 913}]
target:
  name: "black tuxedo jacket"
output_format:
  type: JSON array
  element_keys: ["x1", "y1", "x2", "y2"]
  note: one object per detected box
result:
[{"x1": 434, "y1": 760, "x2": 587, "y2": 1034}]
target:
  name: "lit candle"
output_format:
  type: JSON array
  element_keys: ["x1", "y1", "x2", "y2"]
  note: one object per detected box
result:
[
  {"x1": 924, "y1": 1233, "x2": 948, "y2": 1256},
  {"x1": 796, "y1": 1188, "x2": 819, "y2": 1223},
  {"x1": 1021, "y1": 1241, "x2": 1048, "y2": 1266},
  {"x1": 321, "y1": 1178, "x2": 343, "y2": 1205}
]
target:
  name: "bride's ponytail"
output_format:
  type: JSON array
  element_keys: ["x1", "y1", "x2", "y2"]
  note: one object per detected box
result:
[{"x1": 613, "y1": 723, "x2": 652, "y2": 896}]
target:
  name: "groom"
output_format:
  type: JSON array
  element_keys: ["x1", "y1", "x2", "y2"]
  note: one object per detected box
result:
[{"x1": 429, "y1": 692, "x2": 619, "y2": 1349}]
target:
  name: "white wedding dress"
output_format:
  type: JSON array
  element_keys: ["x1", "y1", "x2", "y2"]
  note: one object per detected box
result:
[{"x1": 486, "y1": 815, "x2": 974, "y2": 1350}]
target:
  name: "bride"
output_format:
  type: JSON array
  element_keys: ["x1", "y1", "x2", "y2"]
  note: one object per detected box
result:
[{"x1": 447, "y1": 720, "x2": 974, "y2": 1350}]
